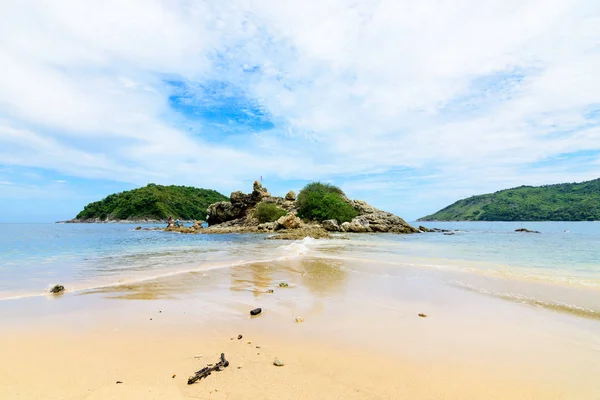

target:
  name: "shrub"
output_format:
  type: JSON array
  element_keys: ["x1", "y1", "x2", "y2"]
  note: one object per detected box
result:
[
  {"x1": 296, "y1": 182, "x2": 358, "y2": 222},
  {"x1": 255, "y1": 202, "x2": 287, "y2": 223}
]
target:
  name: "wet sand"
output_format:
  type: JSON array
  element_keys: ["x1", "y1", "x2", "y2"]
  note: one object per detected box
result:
[{"x1": 1, "y1": 257, "x2": 599, "y2": 399}]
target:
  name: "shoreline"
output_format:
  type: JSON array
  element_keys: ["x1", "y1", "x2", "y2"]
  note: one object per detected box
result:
[
  {"x1": 1, "y1": 257, "x2": 599, "y2": 399},
  {"x1": 2, "y1": 248, "x2": 599, "y2": 320}
]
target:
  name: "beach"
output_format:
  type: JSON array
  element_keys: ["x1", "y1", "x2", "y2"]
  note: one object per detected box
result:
[{"x1": 1, "y1": 253, "x2": 600, "y2": 399}]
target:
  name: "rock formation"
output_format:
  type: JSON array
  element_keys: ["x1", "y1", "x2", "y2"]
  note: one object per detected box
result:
[{"x1": 201, "y1": 181, "x2": 418, "y2": 236}]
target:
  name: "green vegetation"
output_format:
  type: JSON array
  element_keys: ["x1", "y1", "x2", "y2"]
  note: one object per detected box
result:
[
  {"x1": 296, "y1": 182, "x2": 358, "y2": 222},
  {"x1": 254, "y1": 202, "x2": 287, "y2": 223},
  {"x1": 419, "y1": 178, "x2": 600, "y2": 221},
  {"x1": 75, "y1": 183, "x2": 228, "y2": 221}
]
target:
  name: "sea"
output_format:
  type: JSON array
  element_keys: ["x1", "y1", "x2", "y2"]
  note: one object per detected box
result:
[{"x1": 1, "y1": 221, "x2": 599, "y2": 318}]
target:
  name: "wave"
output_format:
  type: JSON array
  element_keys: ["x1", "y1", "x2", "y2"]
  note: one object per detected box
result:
[{"x1": 451, "y1": 280, "x2": 600, "y2": 320}]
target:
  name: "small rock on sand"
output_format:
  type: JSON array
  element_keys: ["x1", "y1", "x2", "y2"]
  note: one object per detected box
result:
[
  {"x1": 418, "y1": 313, "x2": 427, "y2": 318},
  {"x1": 278, "y1": 282, "x2": 289, "y2": 288},
  {"x1": 295, "y1": 317, "x2": 304, "y2": 323},
  {"x1": 273, "y1": 359, "x2": 285, "y2": 367},
  {"x1": 250, "y1": 308, "x2": 262, "y2": 316},
  {"x1": 237, "y1": 334, "x2": 243, "y2": 340},
  {"x1": 49, "y1": 284, "x2": 65, "y2": 294}
]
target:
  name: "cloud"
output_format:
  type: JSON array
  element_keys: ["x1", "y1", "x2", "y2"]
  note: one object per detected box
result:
[{"x1": 0, "y1": 0, "x2": 599, "y2": 218}]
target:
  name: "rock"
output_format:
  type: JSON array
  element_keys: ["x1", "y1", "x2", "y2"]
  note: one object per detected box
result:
[
  {"x1": 266, "y1": 289, "x2": 274, "y2": 293},
  {"x1": 321, "y1": 219, "x2": 341, "y2": 232},
  {"x1": 135, "y1": 226, "x2": 142, "y2": 230},
  {"x1": 418, "y1": 313, "x2": 427, "y2": 318},
  {"x1": 258, "y1": 222, "x2": 278, "y2": 231},
  {"x1": 237, "y1": 334, "x2": 243, "y2": 340},
  {"x1": 285, "y1": 190, "x2": 296, "y2": 201},
  {"x1": 418, "y1": 225, "x2": 430, "y2": 232},
  {"x1": 273, "y1": 359, "x2": 285, "y2": 367},
  {"x1": 172, "y1": 374, "x2": 176, "y2": 379},
  {"x1": 340, "y1": 222, "x2": 351, "y2": 232},
  {"x1": 277, "y1": 213, "x2": 302, "y2": 229},
  {"x1": 250, "y1": 308, "x2": 262, "y2": 316},
  {"x1": 116, "y1": 381, "x2": 123, "y2": 384},
  {"x1": 515, "y1": 228, "x2": 541, "y2": 233},
  {"x1": 344, "y1": 216, "x2": 371, "y2": 233},
  {"x1": 443, "y1": 232, "x2": 455, "y2": 235},
  {"x1": 49, "y1": 284, "x2": 65, "y2": 294},
  {"x1": 295, "y1": 316, "x2": 304, "y2": 323},
  {"x1": 278, "y1": 282, "x2": 289, "y2": 287}
]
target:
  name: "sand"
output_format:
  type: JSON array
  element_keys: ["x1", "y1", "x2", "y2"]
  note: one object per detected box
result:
[{"x1": 1, "y1": 257, "x2": 599, "y2": 399}]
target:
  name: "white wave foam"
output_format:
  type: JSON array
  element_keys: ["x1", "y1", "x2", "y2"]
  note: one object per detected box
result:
[{"x1": 279, "y1": 237, "x2": 320, "y2": 257}]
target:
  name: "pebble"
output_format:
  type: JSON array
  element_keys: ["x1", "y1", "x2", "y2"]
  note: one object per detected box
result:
[
  {"x1": 295, "y1": 317, "x2": 304, "y2": 323},
  {"x1": 266, "y1": 289, "x2": 274, "y2": 293},
  {"x1": 238, "y1": 334, "x2": 243, "y2": 340},
  {"x1": 418, "y1": 313, "x2": 427, "y2": 318},
  {"x1": 273, "y1": 359, "x2": 285, "y2": 367},
  {"x1": 172, "y1": 374, "x2": 176, "y2": 379},
  {"x1": 116, "y1": 381, "x2": 123, "y2": 384},
  {"x1": 278, "y1": 282, "x2": 289, "y2": 288},
  {"x1": 250, "y1": 308, "x2": 262, "y2": 316}
]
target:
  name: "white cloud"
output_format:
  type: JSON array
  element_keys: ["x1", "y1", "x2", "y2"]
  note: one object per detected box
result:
[{"x1": 0, "y1": 0, "x2": 599, "y2": 218}]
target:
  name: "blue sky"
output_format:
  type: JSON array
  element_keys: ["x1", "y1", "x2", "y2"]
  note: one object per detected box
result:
[{"x1": 1, "y1": 0, "x2": 600, "y2": 222}]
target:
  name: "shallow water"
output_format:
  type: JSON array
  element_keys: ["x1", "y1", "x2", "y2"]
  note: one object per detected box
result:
[{"x1": 1, "y1": 222, "x2": 599, "y2": 318}]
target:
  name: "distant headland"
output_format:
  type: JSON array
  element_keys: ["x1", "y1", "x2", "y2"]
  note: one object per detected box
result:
[
  {"x1": 419, "y1": 178, "x2": 600, "y2": 221},
  {"x1": 64, "y1": 184, "x2": 228, "y2": 223}
]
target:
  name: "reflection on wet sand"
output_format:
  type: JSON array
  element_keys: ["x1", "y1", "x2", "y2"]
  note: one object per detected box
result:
[
  {"x1": 81, "y1": 271, "x2": 219, "y2": 300},
  {"x1": 82, "y1": 258, "x2": 350, "y2": 303}
]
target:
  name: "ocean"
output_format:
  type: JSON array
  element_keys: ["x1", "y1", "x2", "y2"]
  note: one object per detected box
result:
[{"x1": 1, "y1": 221, "x2": 599, "y2": 318}]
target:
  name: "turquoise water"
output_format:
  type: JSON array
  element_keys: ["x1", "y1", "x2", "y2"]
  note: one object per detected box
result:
[{"x1": 1, "y1": 222, "x2": 599, "y2": 316}]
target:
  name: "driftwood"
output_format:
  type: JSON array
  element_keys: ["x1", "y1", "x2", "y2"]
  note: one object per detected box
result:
[{"x1": 187, "y1": 353, "x2": 229, "y2": 385}]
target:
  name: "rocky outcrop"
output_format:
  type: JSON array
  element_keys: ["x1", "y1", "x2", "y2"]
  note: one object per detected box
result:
[
  {"x1": 192, "y1": 182, "x2": 418, "y2": 237},
  {"x1": 206, "y1": 181, "x2": 270, "y2": 225},
  {"x1": 515, "y1": 228, "x2": 541, "y2": 233},
  {"x1": 338, "y1": 201, "x2": 418, "y2": 233},
  {"x1": 267, "y1": 226, "x2": 331, "y2": 240}
]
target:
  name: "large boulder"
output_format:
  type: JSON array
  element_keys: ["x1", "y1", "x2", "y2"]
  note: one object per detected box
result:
[
  {"x1": 285, "y1": 190, "x2": 296, "y2": 201},
  {"x1": 321, "y1": 219, "x2": 341, "y2": 232},
  {"x1": 344, "y1": 216, "x2": 371, "y2": 232},
  {"x1": 277, "y1": 213, "x2": 302, "y2": 230}
]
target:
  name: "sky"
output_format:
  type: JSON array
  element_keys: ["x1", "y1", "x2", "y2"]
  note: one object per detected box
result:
[{"x1": 1, "y1": 0, "x2": 600, "y2": 222}]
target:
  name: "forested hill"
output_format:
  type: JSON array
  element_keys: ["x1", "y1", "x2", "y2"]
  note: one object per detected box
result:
[
  {"x1": 418, "y1": 178, "x2": 600, "y2": 221},
  {"x1": 74, "y1": 184, "x2": 228, "y2": 222}
]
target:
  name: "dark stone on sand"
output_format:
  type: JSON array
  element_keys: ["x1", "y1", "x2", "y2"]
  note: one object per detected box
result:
[
  {"x1": 278, "y1": 282, "x2": 289, "y2": 288},
  {"x1": 418, "y1": 313, "x2": 427, "y2": 318},
  {"x1": 116, "y1": 381, "x2": 123, "y2": 384},
  {"x1": 237, "y1": 334, "x2": 243, "y2": 340},
  {"x1": 50, "y1": 284, "x2": 65, "y2": 294},
  {"x1": 250, "y1": 308, "x2": 262, "y2": 316}
]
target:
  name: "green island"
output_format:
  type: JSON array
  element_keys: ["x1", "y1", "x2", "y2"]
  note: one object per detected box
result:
[
  {"x1": 73, "y1": 183, "x2": 228, "y2": 222},
  {"x1": 419, "y1": 178, "x2": 600, "y2": 221}
]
